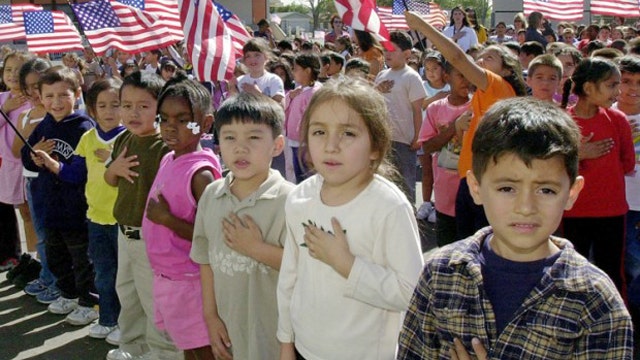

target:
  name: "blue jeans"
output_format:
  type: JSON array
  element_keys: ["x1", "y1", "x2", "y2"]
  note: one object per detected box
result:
[
  {"x1": 626, "y1": 211, "x2": 640, "y2": 286},
  {"x1": 391, "y1": 141, "x2": 417, "y2": 205},
  {"x1": 26, "y1": 177, "x2": 55, "y2": 286},
  {"x1": 88, "y1": 221, "x2": 120, "y2": 326},
  {"x1": 291, "y1": 146, "x2": 309, "y2": 184}
]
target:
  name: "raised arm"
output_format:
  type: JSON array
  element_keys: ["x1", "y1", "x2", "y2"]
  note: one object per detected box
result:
[{"x1": 405, "y1": 11, "x2": 489, "y2": 91}]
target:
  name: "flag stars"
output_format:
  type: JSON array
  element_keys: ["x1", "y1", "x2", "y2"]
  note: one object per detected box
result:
[{"x1": 24, "y1": 11, "x2": 53, "y2": 35}]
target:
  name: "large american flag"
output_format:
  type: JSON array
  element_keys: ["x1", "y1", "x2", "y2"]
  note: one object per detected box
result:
[
  {"x1": 23, "y1": 10, "x2": 83, "y2": 54},
  {"x1": 378, "y1": 0, "x2": 447, "y2": 31},
  {"x1": 0, "y1": 4, "x2": 43, "y2": 42},
  {"x1": 591, "y1": 0, "x2": 640, "y2": 17},
  {"x1": 72, "y1": 0, "x2": 180, "y2": 56},
  {"x1": 118, "y1": 0, "x2": 183, "y2": 41},
  {"x1": 214, "y1": 2, "x2": 251, "y2": 51},
  {"x1": 334, "y1": 0, "x2": 392, "y2": 50},
  {"x1": 523, "y1": 0, "x2": 584, "y2": 21},
  {"x1": 178, "y1": 0, "x2": 237, "y2": 82}
]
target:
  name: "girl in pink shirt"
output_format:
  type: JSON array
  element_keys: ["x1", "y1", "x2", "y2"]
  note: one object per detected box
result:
[{"x1": 285, "y1": 53, "x2": 322, "y2": 183}]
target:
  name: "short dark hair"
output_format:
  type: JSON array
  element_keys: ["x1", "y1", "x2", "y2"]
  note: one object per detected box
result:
[
  {"x1": 345, "y1": 57, "x2": 370, "y2": 75},
  {"x1": 472, "y1": 97, "x2": 580, "y2": 184},
  {"x1": 520, "y1": 41, "x2": 545, "y2": 57},
  {"x1": 39, "y1": 65, "x2": 81, "y2": 92},
  {"x1": 327, "y1": 51, "x2": 345, "y2": 67},
  {"x1": 616, "y1": 55, "x2": 640, "y2": 74},
  {"x1": 120, "y1": 70, "x2": 166, "y2": 100},
  {"x1": 86, "y1": 78, "x2": 122, "y2": 119},
  {"x1": 390, "y1": 31, "x2": 413, "y2": 51},
  {"x1": 214, "y1": 92, "x2": 283, "y2": 138},
  {"x1": 157, "y1": 71, "x2": 212, "y2": 122}
]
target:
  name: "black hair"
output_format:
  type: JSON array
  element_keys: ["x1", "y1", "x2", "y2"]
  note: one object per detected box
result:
[
  {"x1": 472, "y1": 97, "x2": 580, "y2": 184},
  {"x1": 294, "y1": 53, "x2": 321, "y2": 82},
  {"x1": 19, "y1": 57, "x2": 51, "y2": 97},
  {"x1": 269, "y1": 60, "x2": 295, "y2": 91},
  {"x1": 157, "y1": 71, "x2": 212, "y2": 125},
  {"x1": 120, "y1": 70, "x2": 166, "y2": 100},
  {"x1": 389, "y1": 31, "x2": 413, "y2": 51},
  {"x1": 561, "y1": 57, "x2": 619, "y2": 108},
  {"x1": 345, "y1": 57, "x2": 370, "y2": 75},
  {"x1": 277, "y1": 39, "x2": 293, "y2": 52},
  {"x1": 520, "y1": 41, "x2": 545, "y2": 57},
  {"x1": 327, "y1": 52, "x2": 345, "y2": 68},
  {"x1": 86, "y1": 78, "x2": 123, "y2": 119},
  {"x1": 214, "y1": 92, "x2": 283, "y2": 138},
  {"x1": 617, "y1": 55, "x2": 640, "y2": 74}
]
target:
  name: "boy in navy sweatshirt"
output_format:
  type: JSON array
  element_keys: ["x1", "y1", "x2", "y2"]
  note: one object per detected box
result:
[{"x1": 21, "y1": 66, "x2": 98, "y2": 324}]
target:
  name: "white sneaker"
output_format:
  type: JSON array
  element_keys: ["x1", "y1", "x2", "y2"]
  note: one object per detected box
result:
[
  {"x1": 89, "y1": 324, "x2": 118, "y2": 339},
  {"x1": 66, "y1": 305, "x2": 99, "y2": 325},
  {"x1": 48, "y1": 297, "x2": 78, "y2": 315},
  {"x1": 106, "y1": 327, "x2": 122, "y2": 346},
  {"x1": 106, "y1": 349, "x2": 151, "y2": 360}
]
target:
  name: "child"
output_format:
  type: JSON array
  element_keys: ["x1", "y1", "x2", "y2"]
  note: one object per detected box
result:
[
  {"x1": 103, "y1": 71, "x2": 179, "y2": 360},
  {"x1": 419, "y1": 60, "x2": 472, "y2": 247},
  {"x1": 561, "y1": 57, "x2": 635, "y2": 297},
  {"x1": 0, "y1": 51, "x2": 32, "y2": 271},
  {"x1": 12, "y1": 58, "x2": 56, "y2": 298},
  {"x1": 554, "y1": 46, "x2": 582, "y2": 107},
  {"x1": 421, "y1": 51, "x2": 450, "y2": 110},
  {"x1": 397, "y1": 97, "x2": 633, "y2": 359},
  {"x1": 277, "y1": 78, "x2": 424, "y2": 359},
  {"x1": 77, "y1": 79, "x2": 126, "y2": 337},
  {"x1": 374, "y1": 30, "x2": 427, "y2": 204},
  {"x1": 190, "y1": 92, "x2": 294, "y2": 360},
  {"x1": 142, "y1": 73, "x2": 222, "y2": 359},
  {"x1": 325, "y1": 52, "x2": 345, "y2": 80},
  {"x1": 285, "y1": 53, "x2": 322, "y2": 183},
  {"x1": 21, "y1": 66, "x2": 97, "y2": 323},
  {"x1": 527, "y1": 54, "x2": 562, "y2": 103},
  {"x1": 406, "y1": 11, "x2": 527, "y2": 239}
]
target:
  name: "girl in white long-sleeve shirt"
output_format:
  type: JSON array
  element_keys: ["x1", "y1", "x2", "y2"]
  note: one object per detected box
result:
[{"x1": 277, "y1": 78, "x2": 424, "y2": 360}]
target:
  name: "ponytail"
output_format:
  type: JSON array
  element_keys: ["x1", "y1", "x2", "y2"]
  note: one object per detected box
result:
[{"x1": 561, "y1": 78, "x2": 573, "y2": 109}]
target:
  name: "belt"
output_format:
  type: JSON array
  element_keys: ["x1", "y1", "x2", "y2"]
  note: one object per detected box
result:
[{"x1": 119, "y1": 225, "x2": 141, "y2": 240}]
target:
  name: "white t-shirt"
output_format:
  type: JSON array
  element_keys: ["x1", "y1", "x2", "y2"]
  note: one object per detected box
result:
[
  {"x1": 374, "y1": 65, "x2": 427, "y2": 144},
  {"x1": 277, "y1": 174, "x2": 424, "y2": 359},
  {"x1": 237, "y1": 72, "x2": 285, "y2": 100},
  {"x1": 443, "y1": 25, "x2": 478, "y2": 52},
  {"x1": 613, "y1": 103, "x2": 640, "y2": 210}
]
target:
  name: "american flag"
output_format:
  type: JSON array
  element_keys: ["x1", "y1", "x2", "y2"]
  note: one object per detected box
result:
[
  {"x1": 178, "y1": 0, "x2": 237, "y2": 81},
  {"x1": 591, "y1": 0, "x2": 640, "y2": 17},
  {"x1": 118, "y1": 0, "x2": 183, "y2": 41},
  {"x1": 23, "y1": 10, "x2": 83, "y2": 54},
  {"x1": 523, "y1": 0, "x2": 584, "y2": 21},
  {"x1": 72, "y1": 0, "x2": 180, "y2": 56},
  {"x1": 334, "y1": 0, "x2": 393, "y2": 50},
  {"x1": 0, "y1": 4, "x2": 43, "y2": 42},
  {"x1": 378, "y1": 0, "x2": 447, "y2": 31},
  {"x1": 214, "y1": 2, "x2": 251, "y2": 51}
]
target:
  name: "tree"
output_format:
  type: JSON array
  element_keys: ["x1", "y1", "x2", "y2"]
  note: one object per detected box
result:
[{"x1": 304, "y1": 0, "x2": 335, "y2": 30}]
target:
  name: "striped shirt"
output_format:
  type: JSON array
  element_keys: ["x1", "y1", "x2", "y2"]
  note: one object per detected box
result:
[{"x1": 397, "y1": 227, "x2": 633, "y2": 359}]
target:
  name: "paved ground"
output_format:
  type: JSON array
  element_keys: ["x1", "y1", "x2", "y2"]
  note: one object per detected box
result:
[{"x1": 0, "y1": 270, "x2": 116, "y2": 360}]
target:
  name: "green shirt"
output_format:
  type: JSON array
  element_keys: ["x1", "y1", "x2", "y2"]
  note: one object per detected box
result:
[{"x1": 110, "y1": 130, "x2": 169, "y2": 227}]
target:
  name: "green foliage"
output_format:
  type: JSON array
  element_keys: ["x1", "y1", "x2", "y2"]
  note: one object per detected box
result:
[{"x1": 270, "y1": 3, "x2": 311, "y2": 14}]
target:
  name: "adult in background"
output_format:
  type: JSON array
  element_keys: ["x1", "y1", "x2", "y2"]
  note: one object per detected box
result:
[
  {"x1": 525, "y1": 11, "x2": 547, "y2": 48},
  {"x1": 324, "y1": 15, "x2": 349, "y2": 45},
  {"x1": 465, "y1": 7, "x2": 488, "y2": 44},
  {"x1": 443, "y1": 6, "x2": 478, "y2": 53}
]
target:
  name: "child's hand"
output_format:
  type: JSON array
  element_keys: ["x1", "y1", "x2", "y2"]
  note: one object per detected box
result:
[
  {"x1": 579, "y1": 132, "x2": 614, "y2": 160},
  {"x1": 303, "y1": 217, "x2": 355, "y2": 278},
  {"x1": 376, "y1": 79, "x2": 394, "y2": 93},
  {"x1": 450, "y1": 338, "x2": 487, "y2": 360},
  {"x1": 94, "y1": 148, "x2": 111, "y2": 163},
  {"x1": 288, "y1": 87, "x2": 302, "y2": 100},
  {"x1": 222, "y1": 213, "x2": 264, "y2": 257},
  {"x1": 209, "y1": 316, "x2": 233, "y2": 360},
  {"x1": 33, "y1": 149, "x2": 61, "y2": 174},
  {"x1": 33, "y1": 137, "x2": 55, "y2": 154},
  {"x1": 145, "y1": 193, "x2": 171, "y2": 226},
  {"x1": 109, "y1": 146, "x2": 139, "y2": 183},
  {"x1": 2, "y1": 95, "x2": 28, "y2": 113},
  {"x1": 240, "y1": 82, "x2": 263, "y2": 95},
  {"x1": 455, "y1": 111, "x2": 472, "y2": 141},
  {"x1": 30, "y1": 150, "x2": 46, "y2": 167}
]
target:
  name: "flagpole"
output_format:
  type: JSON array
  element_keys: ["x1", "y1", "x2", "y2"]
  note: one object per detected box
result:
[
  {"x1": 0, "y1": 109, "x2": 37, "y2": 156},
  {"x1": 65, "y1": 0, "x2": 110, "y2": 77},
  {"x1": 402, "y1": 0, "x2": 427, "y2": 52}
]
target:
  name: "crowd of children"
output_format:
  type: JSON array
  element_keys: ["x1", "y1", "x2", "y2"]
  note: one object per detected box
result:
[{"x1": 0, "y1": 7, "x2": 637, "y2": 360}]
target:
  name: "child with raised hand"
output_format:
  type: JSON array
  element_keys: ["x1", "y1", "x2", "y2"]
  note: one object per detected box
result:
[
  {"x1": 398, "y1": 97, "x2": 633, "y2": 359},
  {"x1": 561, "y1": 57, "x2": 635, "y2": 297},
  {"x1": 285, "y1": 52, "x2": 322, "y2": 183},
  {"x1": 21, "y1": 66, "x2": 97, "y2": 323},
  {"x1": 142, "y1": 72, "x2": 222, "y2": 360},
  {"x1": 11, "y1": 58, "x2": 57, "y2": 299},
  {"x1": 190, "y1": 93, "x2": 294, "y2": 360},
  {"x1": 103, "y1": 71, "x2": 180, "y2": 360},
  {"x1": 406, "y1": 11, "x2": 527, "y2": 240},
  {"x1": 277, "y1": 78, "x2": 424, "y2": 359},
  {"x1": 0, "y1": 51, "x2": 32, "y2": 271}
]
